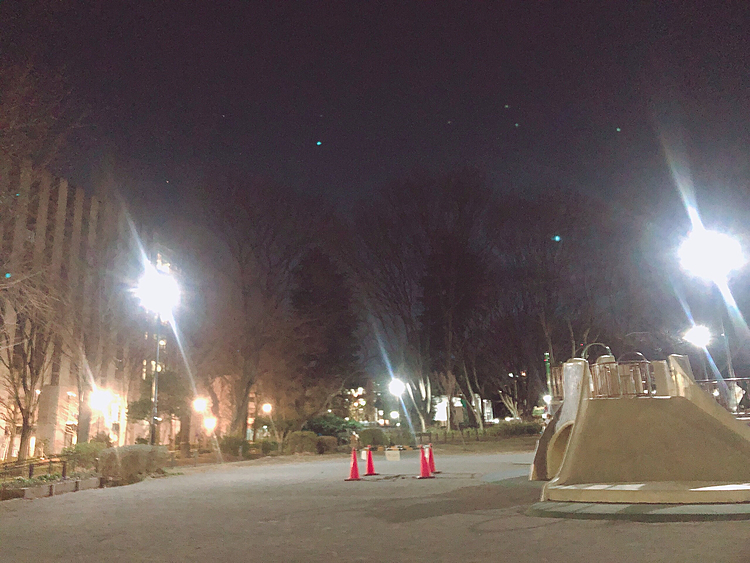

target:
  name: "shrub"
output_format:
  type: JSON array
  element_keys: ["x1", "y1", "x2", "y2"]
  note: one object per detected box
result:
[
  {"x1": 219, "y1": 435, "x2": 252, "y2": 457},
  {"x1": 99, "y1": 445, "x2": 169, "y2": 484},
  {"x1": 134, "y1": 437, "x2": 149, "y2": 445},
  {"x1": 486, "y1": 421, "x2": 542, "y2": 438},
  {"x1": 315, "y1": 435, "x2": 338, "y2": 454},
  {"x1": 285, "y1": 431, "x2": 318, "y2": 454},
  {"x1": 304, "y1": 414, "x2": 361, "y2": 439},
  {"x1": 358, "y1": 428, "x2": 387, "y2": 447},
  {"x1": 387, "y1": 428, "x2": 416, "y2": 447},
  {"x1": 260, "y1": 439, "x2": 278, "y2": 455},
  {"x1": 61, "y1": 440, "x2": 109, "y2": 469},
  {"x1": 90, "y1": 432, "x2": 113, "y2": 448}
]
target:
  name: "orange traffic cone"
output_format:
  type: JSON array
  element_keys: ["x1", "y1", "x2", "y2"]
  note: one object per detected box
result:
[
  {"x1": 417, "y1": 445, "x2": 434, "y2": 479},
  {"x1": 428, "y1": 443, "x2": 440, "y2": 474},
  {"x1": 345, "y1": 448, "x2": 361, "y2": 481},
  {"x1": 365, "y1": 446, "x2": 379, "y2": 476}
]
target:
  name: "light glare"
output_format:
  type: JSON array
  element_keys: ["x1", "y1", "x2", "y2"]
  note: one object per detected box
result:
[
  {"x1": 135, "y1": 263, "x2": 180, "y2": 319},
  {"x1": 90, "y1": 388, "x2": 114, "y2": 412},
  {"x1": 203, "y1": 417, "x2": 217, "y2": 432},
  {"x1": 684, "y1": 325, "x2": 712, "y2": 348},
  {"x1": 388, "y1": 379, "x2": 406, "y2": 396},
  {"x1": 192, "y1": 397, "x2": 208, "y2": 413},
  {"x1": 678, "y1": 229, "x2": 745, "y2": 283}
]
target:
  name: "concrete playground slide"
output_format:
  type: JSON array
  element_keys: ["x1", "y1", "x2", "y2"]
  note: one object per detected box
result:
[{"x1": 540, "y1": 355, "x2": 750, "y2": 503}]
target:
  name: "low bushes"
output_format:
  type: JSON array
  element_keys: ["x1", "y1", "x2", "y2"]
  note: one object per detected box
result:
[
  {"x1": 219, "y1": 436, "x2": 251, "y2": 457},
  {"x1": 386, "y1": 428, "x2": 416, "y2": 447},
  {"x1": 283, "y1": 432, "x2": 339, "y2": 454},
  {"x1": 315, "y1": 436, "x2": 338, "y2": 454},
  {"x1": 485, "y1": 421, "x2": 542, "y2": 437},
  {"x1": 285, "y1": 431, "x2": 318, "y2": 454},
  {"x1": 358, "y1": 428, "x2": 387, "y2": 447},
  {"x1": 98, "y1": 445, "x2": 169, "y2": 484},
  {"x1": 61, "y1": 440, "x2": 109, "y2": 469},
  {"x1": 260, "y1": 439, "x2": 278, "y2": 455},
  {"x1": 304, "y1": 414, "x2": 361, "y2": 444}
]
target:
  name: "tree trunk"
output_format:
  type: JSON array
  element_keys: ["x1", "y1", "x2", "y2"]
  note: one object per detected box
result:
[
  {"x1": 461, "y1": 362, "x2": 484, "y2": 431},
  {"x1": 415, "y1": 410, "x2": 427, "y2": 433},
  {"x1": 17, "y1": 418, "x2": 33, "y2": 462},
  {"x1": 232, "y1": 391, "x2": 250, "y2": 439},
  {"x1": 179, "y1": 411, "x2": 191, "y2": 456},
  {"x1": 77, "y1": 390, "x2": 91, "y2": 444}
]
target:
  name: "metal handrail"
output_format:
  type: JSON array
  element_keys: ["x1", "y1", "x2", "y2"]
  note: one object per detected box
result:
[
  {"x1": 590, "y1": 360, "x2": 655, "y2": 398},
  {"x1": 694, "y1": 377, "x2": 750, "y2": 416}
]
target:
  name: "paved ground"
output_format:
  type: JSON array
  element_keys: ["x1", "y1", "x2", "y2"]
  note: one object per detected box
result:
[{"x1": 1, "y1": 449, "x2": 749, "y2": 563}]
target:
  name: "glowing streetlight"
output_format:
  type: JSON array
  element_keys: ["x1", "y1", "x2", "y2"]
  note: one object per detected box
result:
[
  {"x1": 90, "y1": 388, "x2": 114, "y2": 412},
  {"x1": 192, "y1": 397, "x2": 208, "y2": 413},
  {"x1": 678, "y1": 228, "x2": 745, "y2": 284},
  {"x1": 389, "y1": 410, "x2": 400, "y2": 420},
  {"x1": 135, "y1": 261, "x2": 180, "y2": 446},
  {"x1": 684, "y1": 325, "x2": 712, "y2": 349},
  {"x1": 542, "y1": 394, "x2": 552, "y2": 405},
  {"x1": 388, "y1": 379, "x2": 406, "y2": 397},
  {"x1": 134, "y1": 263, "x2": 180, "y2": 321},
  {"x1": 261, "y1": 403, "x2": 273, "y2": 414},
  {"x1": 203, "y1": 417, "x2": 217, "y2": 432},
  {"x1": 678, "y1": 227, "x2": 744, "y2": 383}
]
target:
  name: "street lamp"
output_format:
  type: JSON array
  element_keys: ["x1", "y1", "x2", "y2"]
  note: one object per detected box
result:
[
  {"x1": 261, "y1": 403, "x2": 273, "y2": 414},
  {"x1": 388, "y1": 379, "x2": 406, "y2": 397},
  {"x1": 89, "y1": 388, "x2": 114, "y2": 437},
  {"x1": 192, "y1": 397, "x2": 208, "y2": 413},
  {"x1": 684, "y1": 325, "x2": 711, "y2": 380},
  {"x1": 203, "y1": 417, "x2": 217, "y2": 433},
  {"x1": 684, "y1": 325, "x2": 712, "y2": 349},
  {"x1": 135, "y1": 262, "x2": 180, "y2": 445},
  {"x1": 678, "y1": 228, "x2": 745, "y2": 284},
  {"x1": 678, "y1": 227, "x2": 745, "y2": 383},
  {"x1": 89, "y1": 388, "x2": 114, "y2": 413}
]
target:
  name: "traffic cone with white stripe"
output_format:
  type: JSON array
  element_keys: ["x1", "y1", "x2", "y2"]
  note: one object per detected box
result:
[{"x1": 417, "y1": 445, "x2": 434, "y2": 479}]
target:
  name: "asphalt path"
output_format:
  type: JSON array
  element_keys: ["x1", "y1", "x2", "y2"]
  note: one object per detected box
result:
[{"x1": 1, "y1": 450, "x2": 748, "y2": 562}]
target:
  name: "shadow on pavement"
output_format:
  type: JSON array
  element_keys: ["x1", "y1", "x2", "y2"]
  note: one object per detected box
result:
[{"x1": 367, "y1": 477, "x2": 544, "y2": 523}]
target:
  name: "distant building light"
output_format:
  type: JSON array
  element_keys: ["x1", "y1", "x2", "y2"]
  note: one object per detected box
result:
[
  {"x1": 4, "y1": 273, "x2": 10, "y2": 278},
  {"x1": 552, "y1": 235, "x2": 561, "y2": 242}
]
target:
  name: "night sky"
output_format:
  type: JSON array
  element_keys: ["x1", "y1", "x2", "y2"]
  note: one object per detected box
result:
[{"x1": 4, "y1": 2, "x2": 750, "y2": 217}]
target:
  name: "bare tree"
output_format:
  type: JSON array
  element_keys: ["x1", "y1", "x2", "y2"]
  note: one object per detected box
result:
[
  {"x1": 200, "y1": 178, "x2": 315, "y2": 438},
  {"x1": 352, "y1": 177, "x2": 439, "y2": 431},
  {"x1": 0, "y1": 274, "x2": 61, "y2": 460}
]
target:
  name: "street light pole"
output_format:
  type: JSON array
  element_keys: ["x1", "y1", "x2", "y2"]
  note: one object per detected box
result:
[
  {"x1": 134, "y1": 261, "x2": 179, "y2": 447},
  {"x1": 150, "y1": 313, "x2": 161, "y2": 446}
]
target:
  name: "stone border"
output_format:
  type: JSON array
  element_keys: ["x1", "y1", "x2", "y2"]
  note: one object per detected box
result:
[
  {"x1": 17, "y1": 477, "x2": 103, "y2": 501},
  {"x1": 528, "y1": 501, "x2": 750, "y2": 522}
]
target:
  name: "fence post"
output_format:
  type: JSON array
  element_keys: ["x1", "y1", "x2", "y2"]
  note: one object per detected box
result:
[
  {"x1": 62, "y1": 461, "x2": 67, "y2": 479},
  {"x1": 28, "y1": 463, "x2": 34, "y2": 479}
]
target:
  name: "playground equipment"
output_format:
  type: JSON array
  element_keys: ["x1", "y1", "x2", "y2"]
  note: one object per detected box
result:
[{"x1": 531, "y1": 350, "x2": 750, "y2": 503}]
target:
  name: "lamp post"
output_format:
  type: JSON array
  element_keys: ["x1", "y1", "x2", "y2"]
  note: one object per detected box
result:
[
  {"x1": 261, "y1": 403, "x2": 277, "y2": 441},
  {"x1": 678, "y1": 227, "x2": 745, "y2": 383},
  {"x1": 388, "y1": 379, "x2": 406, "y2": 427},
  {"x1": 683, "y1": 325, "x2": 711, "y2": 380},
  {"x1": 89, "y1": 388, "x2": 114, "y2": 438},
  {"x1": 135, "y1": 262, "x2": 180, "y2": 446}
]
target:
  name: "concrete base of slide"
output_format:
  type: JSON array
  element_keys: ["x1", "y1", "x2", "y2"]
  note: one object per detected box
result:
[{"x1": 543, "y1": 395, "x2": 750, "y2": 503}]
